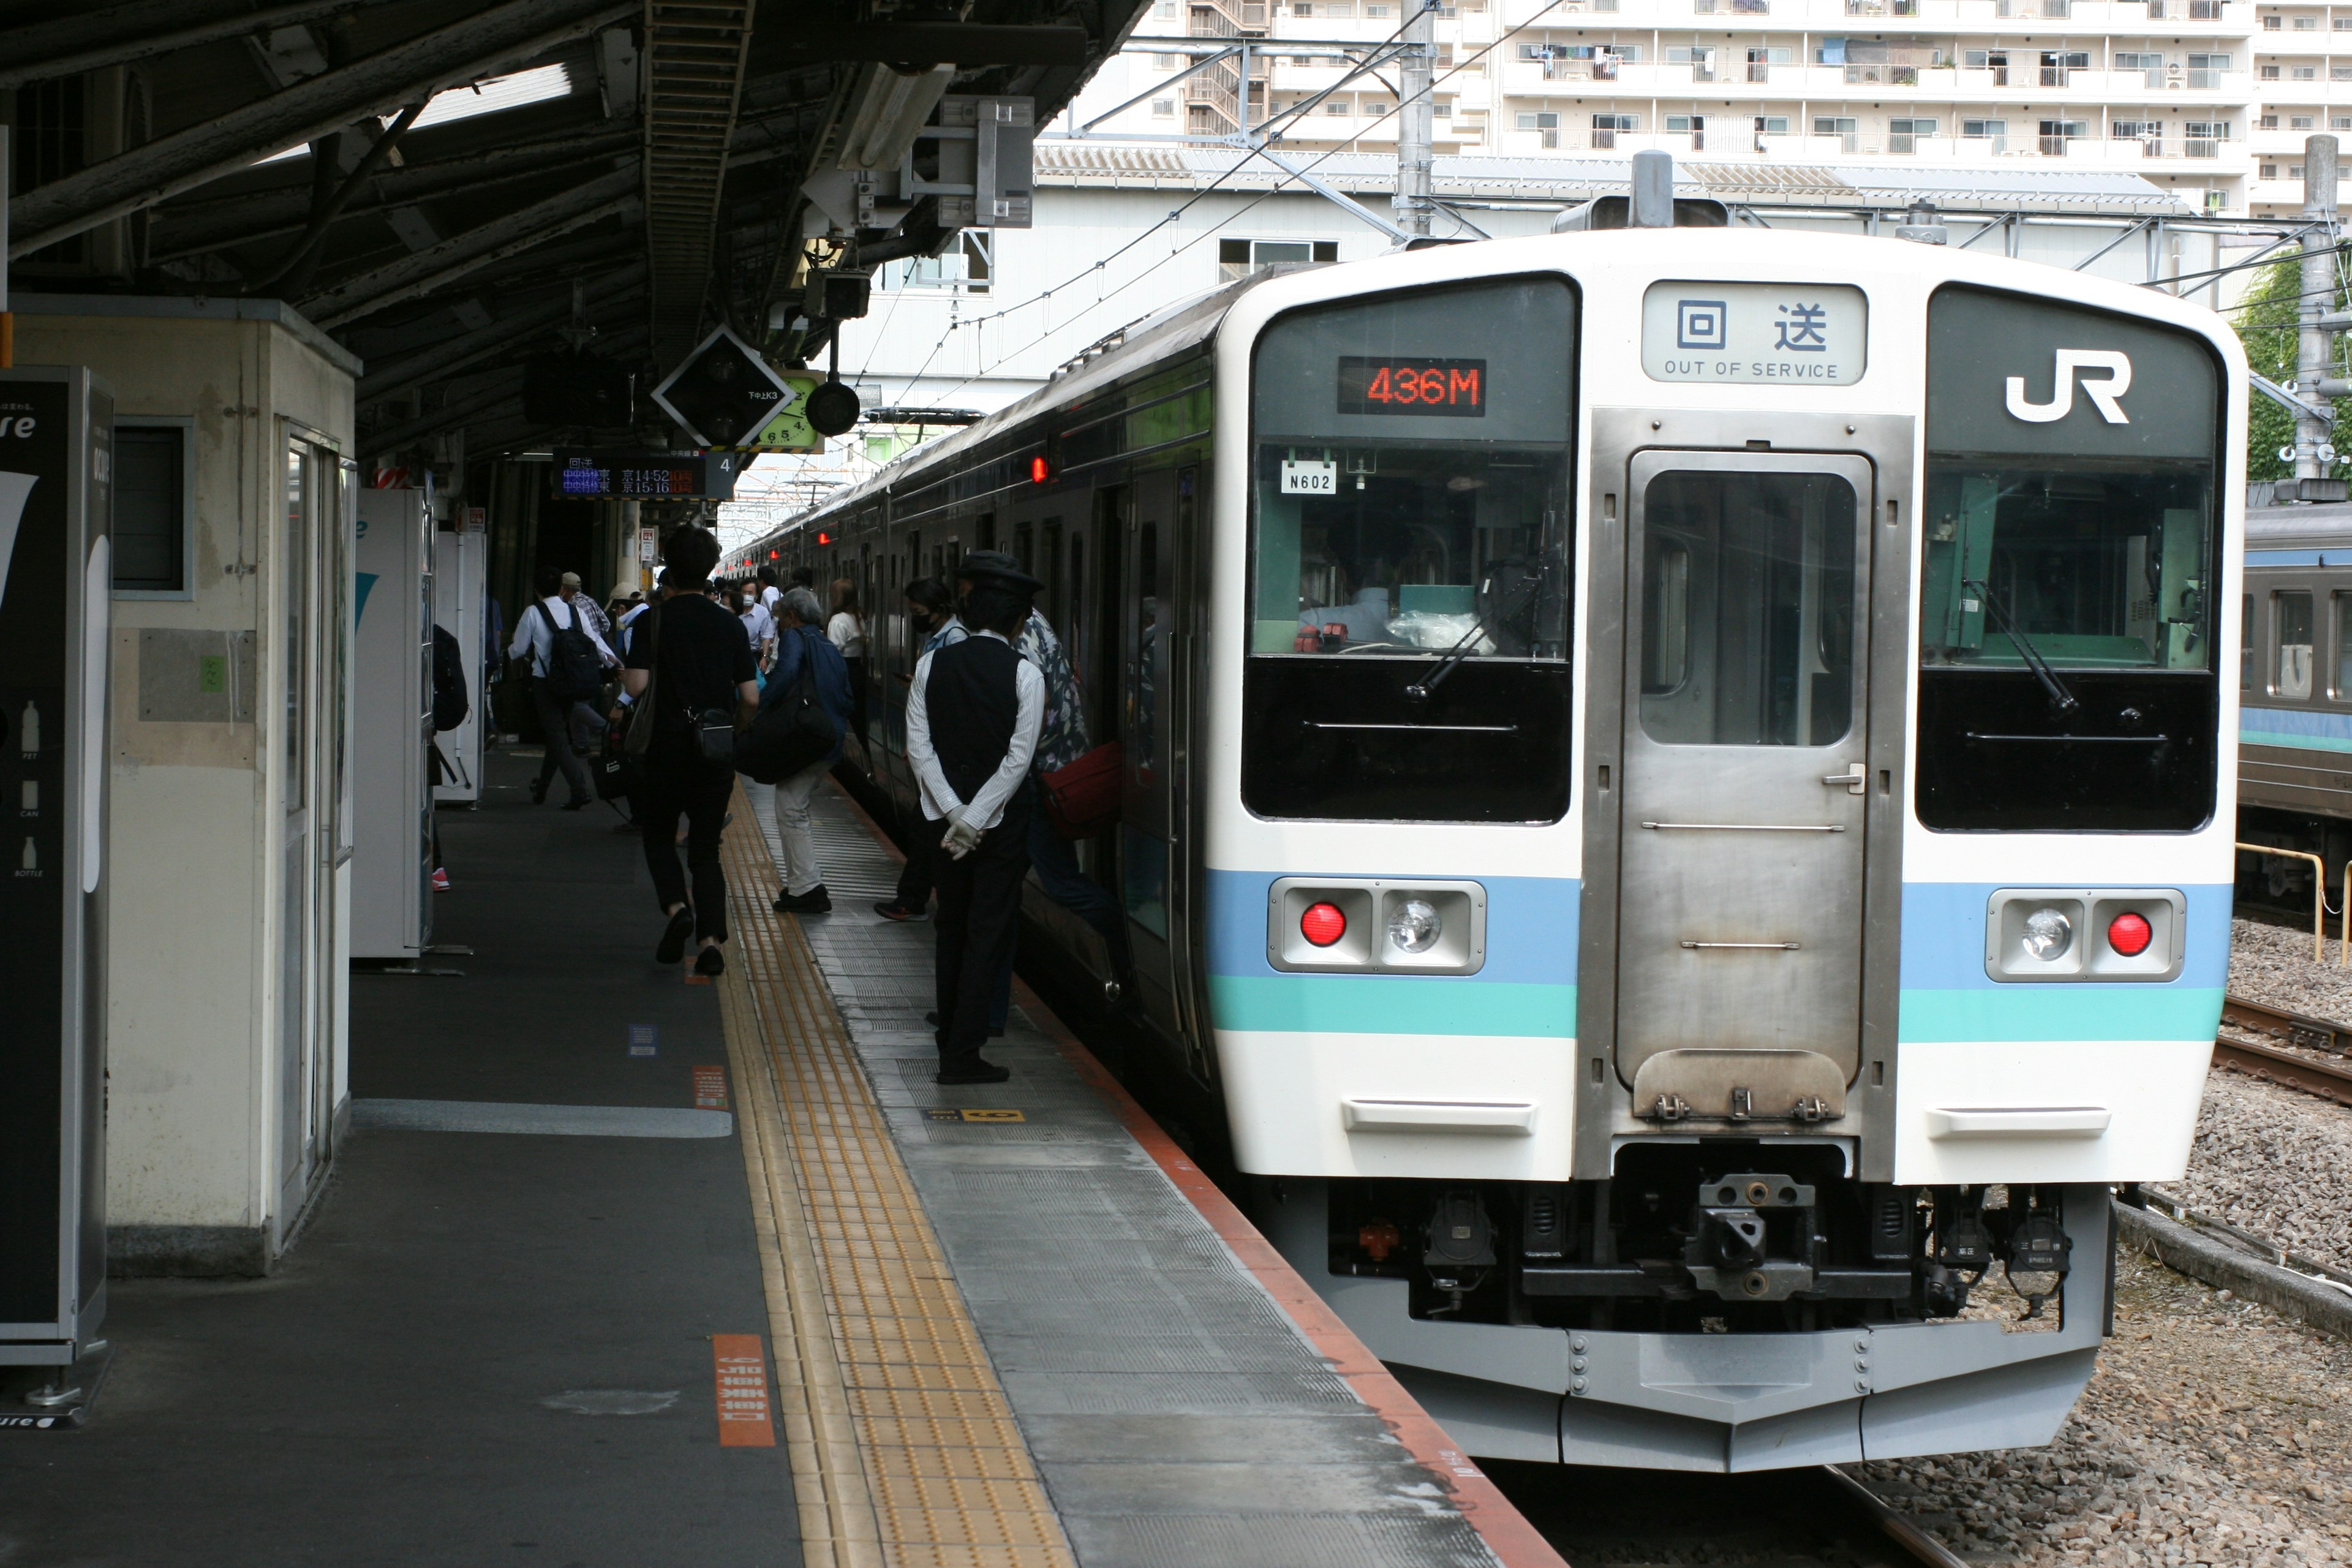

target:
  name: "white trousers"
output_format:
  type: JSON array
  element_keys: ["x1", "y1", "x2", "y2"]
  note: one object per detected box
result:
[{"x1": 772, "y1": 761, "x2": 830, "y2": 895}]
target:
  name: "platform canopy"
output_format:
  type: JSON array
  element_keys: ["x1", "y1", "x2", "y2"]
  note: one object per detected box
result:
[{"x1": 0, "y1": 0, "x2": 1138, "y2": 465}]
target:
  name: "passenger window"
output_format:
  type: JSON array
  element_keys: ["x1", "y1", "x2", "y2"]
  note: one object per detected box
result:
[
  {"x1": 2242, "y1": 592, "x2": 2253, "y2": 690},
  {"x1": 2275, "y1": 590, "x2": 2315, "y2": 698},
  {"x1": 1637, "y1": 470, "x2": 1857, "y2": 747},
  {"x1": 2337, "y1": 593, "x2": 2352, "y2": 698}
]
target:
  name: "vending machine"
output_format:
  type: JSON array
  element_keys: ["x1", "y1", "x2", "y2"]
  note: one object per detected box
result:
[
  {"x1": 430, "y1": 517, "x2": 484, "y2": 806},
  {"x1": 351, "y1": 487, "x2": 432, "y2": 960},
  {"x1": 0, "y1": 366, "x2": 113, "y2": 1376}
]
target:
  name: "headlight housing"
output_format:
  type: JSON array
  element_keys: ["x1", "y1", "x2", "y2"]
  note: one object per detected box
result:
[{"x1": 1387, "y1": 898, "x2": 1441, "y2": 954}]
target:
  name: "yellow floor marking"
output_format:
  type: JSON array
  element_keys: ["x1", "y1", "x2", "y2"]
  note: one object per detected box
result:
[{"x1": 719, "y1": 796, "x2": 1076, "y2": 1568}]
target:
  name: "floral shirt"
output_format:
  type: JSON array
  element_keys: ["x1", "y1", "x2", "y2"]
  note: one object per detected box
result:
[{"x1": 1014, "y1": 610, "x2": 1090, "y2": 774}]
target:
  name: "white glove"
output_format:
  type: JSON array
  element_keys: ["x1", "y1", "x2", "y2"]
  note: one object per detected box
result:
[{"x1": 941, "y1": 807, "x2": 982, "y2": 859}]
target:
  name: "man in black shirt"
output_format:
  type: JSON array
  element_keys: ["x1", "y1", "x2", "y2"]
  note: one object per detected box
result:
[{"x1": 620, "y1": 527, "x2": 758, "y2": 976}]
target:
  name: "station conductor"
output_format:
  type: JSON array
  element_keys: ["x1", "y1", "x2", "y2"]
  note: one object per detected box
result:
[{"x1": 905, "y1": 552, "x2": 1046, "y2": 1085}]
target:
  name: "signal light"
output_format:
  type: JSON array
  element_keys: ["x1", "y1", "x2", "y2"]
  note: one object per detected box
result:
[
  {"x1": 769, "y1": 549, "x2": 778, "y2": 559},
  {"x1": 817, "y1": 531, "x2": 832, "y2": 545},
  {"x1": 2107, "y1": 911, "x2": 2152, "y2": 957},
  {"x1": 1300, "y1": 901, "x2": 1347, "y2": 948},
  {"x1": 1031, "y1": 454, "x2": 1050, "y2": 483}
]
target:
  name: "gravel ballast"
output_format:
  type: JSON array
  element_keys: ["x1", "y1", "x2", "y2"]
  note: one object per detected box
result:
[{"x1": 2228, "y1": 918, "x2": 2352, "y2": 1023}]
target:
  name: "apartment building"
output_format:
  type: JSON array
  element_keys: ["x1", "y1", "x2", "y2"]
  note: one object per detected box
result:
[{"x1": 1081, "y1": 0, "x2": 2352, "y2": 216}]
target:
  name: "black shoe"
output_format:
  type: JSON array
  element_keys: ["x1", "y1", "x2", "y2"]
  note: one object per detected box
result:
[
  {"x1": 773, "y1": 885, "x2": 831, "y2": 914},
  {"x1": 561, "y1": 797, "x2": 590, "y2": 811},
  {"x1": 656, "y1": 907, "x2": 695, "y2": 965},
  {"x1": 529, "y1": 778, "x2": 549, "y2": 804},
  {"x1": 694, "y1": 945, "x2": 726, "y2": 977},
  {"x1": 873, "y1": 901, "x2": 926, "y2": 922},
  {"x1": 925, "y1": 1011, "x2": 941, "y2": 1027},
  {"x1": 934, "y1": 1062, "x2": 1011, "y2": 1085}
]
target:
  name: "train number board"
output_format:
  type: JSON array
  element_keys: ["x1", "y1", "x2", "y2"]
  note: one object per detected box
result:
[{"x1": 1336, "y1": 356, "x2": 1487, "y2": 417}]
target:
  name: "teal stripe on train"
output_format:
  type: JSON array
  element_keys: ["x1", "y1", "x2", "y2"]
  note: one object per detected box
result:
[
  {"x1": 2244, "y1": 704, "x2": 2352, "y2": 754},
  {"x1": 1898, "y1": 986, "x2": 2224, "y2": 1042},
  {"x1": 1208, "y1": 974, "x2": 1578, "y2": 1036}
]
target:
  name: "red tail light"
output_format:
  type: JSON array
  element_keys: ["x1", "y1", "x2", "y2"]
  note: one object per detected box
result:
[
  {"x1": 1031, "y1": 454, "x2": 1050, "y2": 483},
  {"x1": 1300, "y1": 902, "x2": 1347, "y2": 948},
  {"x1": 2107, "y1": 911, "x2": 2152, "y2": 957}
]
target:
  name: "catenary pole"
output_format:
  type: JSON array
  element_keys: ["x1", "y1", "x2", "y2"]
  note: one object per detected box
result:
[{"x1": 2297, "y1": 133, "x2": 2340, "y2": 490}]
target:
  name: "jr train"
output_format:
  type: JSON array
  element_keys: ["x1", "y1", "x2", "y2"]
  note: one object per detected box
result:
[
  {"x1": 2238, "y1": 499, "x2": 2352, "y2": 899},
  {"x1": 734, "y1": 223, "x2": 2242, "y2": 1471}
]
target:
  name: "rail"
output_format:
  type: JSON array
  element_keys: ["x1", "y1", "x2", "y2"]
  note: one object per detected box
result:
[
  {"x1": 2217, "y1": 995, "x2": 2352, "y2": 1106},
  {"x1": 2235, "y1": 842, "x2": 2329, "y2": 962},
  {"x1": 1820, "y1": 1467, "x2": 1972, "y2": 1568}
]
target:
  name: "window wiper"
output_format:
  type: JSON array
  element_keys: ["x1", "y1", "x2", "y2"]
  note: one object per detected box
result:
[
  {"x1": 1963, "y1": 577, "x2": 2079, "y2": 716},
  {"x1": 1404, "y1": 604, "x2": 1494, "y2": 701}
]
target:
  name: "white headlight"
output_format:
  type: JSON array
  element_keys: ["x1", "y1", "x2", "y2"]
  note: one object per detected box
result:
[
  {"x1": 1389, "y1": 898, "x2": 1442, "y2": 954},
  {"x1": 2022, "y1": 907, "x2": 2073, "y2": 961}
]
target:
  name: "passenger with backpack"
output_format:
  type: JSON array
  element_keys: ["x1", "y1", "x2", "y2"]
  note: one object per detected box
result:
[
  {"x1": 744, "y1": 586, "x2": 852, "y2": 915},
  {"x1": 507, "y1": 567, "x2": 617, "y2": 810}
]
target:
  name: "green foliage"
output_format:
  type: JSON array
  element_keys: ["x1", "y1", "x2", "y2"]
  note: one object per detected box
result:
[{"x1": 2236, "y1": 257, "x2": 2351, "y2": 481}]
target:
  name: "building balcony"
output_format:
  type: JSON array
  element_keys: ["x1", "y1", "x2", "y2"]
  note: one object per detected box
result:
[
  {"x1": 1499, "y1": 125, "x2": 2244, "y2": 167},
  {"x1": 1496, "y1": 0, "x2": 2239, "y2": 24}
]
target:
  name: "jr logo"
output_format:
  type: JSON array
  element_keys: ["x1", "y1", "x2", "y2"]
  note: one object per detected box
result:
[{"x1": 2004, "y1": 350, "x2": 2133, "y2": 425}]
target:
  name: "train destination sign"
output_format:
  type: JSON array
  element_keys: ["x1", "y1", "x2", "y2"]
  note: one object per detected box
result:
[
  {"x1": 1639, "y1": 281, "x2": 1867, "y2": 386},
  {"x1": 1336, "y1": 356, "x2": 1487, "y2": 417}
]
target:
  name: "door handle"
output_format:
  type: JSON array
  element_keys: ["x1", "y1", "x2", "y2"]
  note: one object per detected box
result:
[{"x1": 1820, "y1": 763, "x2": 1866, "y2": 794}]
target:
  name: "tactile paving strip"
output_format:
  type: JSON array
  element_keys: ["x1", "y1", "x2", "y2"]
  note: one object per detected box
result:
[{"x1": 720, "y1": 792, "x2": 1079, "y2": 1568}]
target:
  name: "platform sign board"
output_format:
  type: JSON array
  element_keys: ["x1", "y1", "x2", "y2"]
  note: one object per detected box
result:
[
  {"x1": 0, "y1": 366, "x2": 113, "y2": 1365},
  {"x1": 650, "y1": 326, "x2": 800, "y2": 448},
  {"x1": 552, "y1": 450, "x2": 739, "y2": 500}
]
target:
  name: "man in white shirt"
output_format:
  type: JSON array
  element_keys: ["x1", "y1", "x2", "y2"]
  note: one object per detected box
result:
[
  {"x1": 735, "y1": 580, "x2": 778, "y2": 673},
  {"x1": 508, "y1": 567, "x2": 617, "y2": 809},
  {"x1": 904, "y1": 559, "x2": 1045, "y2": 1084}
]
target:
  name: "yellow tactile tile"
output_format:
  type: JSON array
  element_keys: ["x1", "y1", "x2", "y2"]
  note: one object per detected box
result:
[{"x1": 718, "y1": 801, "x2": 1078, "y2": 1568}]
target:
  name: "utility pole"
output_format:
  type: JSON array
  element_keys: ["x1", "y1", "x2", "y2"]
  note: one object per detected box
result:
[
  {"x1": 1394, "y1": 0, "x2": 1434, "y2": 238},
  {"x1": 2296, "y1": 134, "x2": 2341, "y2": 492}
]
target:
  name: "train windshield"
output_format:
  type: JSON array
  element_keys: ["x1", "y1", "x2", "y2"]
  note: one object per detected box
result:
[
  {"x1": 1919, "y1": 461, "x2": 2214, "y2": 671},
  {"x1": 1243, "y1": 276, "x2": 1578, "y2": 823},
  {"x1": 1248, "y1": 279, "x2": 1574, "y2": 660}
]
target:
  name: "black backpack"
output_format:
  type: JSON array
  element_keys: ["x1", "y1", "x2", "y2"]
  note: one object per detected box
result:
[
  {"x1": 431, "y1": 624, "x2": 469, "y2": 733},
  {"x1": 535, "y1": 598, "x2": 606, "y2": 704},
  {"x1": 737, "y1": 630, "x2": 839, "y2": 783}
]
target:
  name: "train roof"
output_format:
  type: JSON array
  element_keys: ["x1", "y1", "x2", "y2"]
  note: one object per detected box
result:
[{"x1": 2250, "y1": 503, "x2": 2352, "y2": 550}]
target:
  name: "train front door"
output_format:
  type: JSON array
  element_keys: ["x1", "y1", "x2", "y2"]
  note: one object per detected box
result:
[{"x1": 1613, "y1": 450, "x2": 1876, "y2": 1121}]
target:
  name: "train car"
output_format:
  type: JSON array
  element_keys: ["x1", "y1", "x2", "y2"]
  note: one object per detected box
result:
[
  {"x1": 736, "y1": 222, "x2": 2242, "y2": 1471},
  {"x1": 2237, "y1": 502, "x2": 2352, "y2": 898}
]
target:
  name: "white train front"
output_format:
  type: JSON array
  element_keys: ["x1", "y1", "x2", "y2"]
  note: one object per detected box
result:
[{"x1": 747, "y1": 224, "x2": 2243, "y2": 1472}]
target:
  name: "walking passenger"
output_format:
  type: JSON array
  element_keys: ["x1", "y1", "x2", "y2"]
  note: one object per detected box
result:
[
  {"x1": 906, "y1": 559, "x2": 1046, "y2": 1085},
  {"x1": 509, "y1": 567, "x2": 617, "y2": 810},
  {"x1": 762, "y1": 586, "x2": 854, "y2": 916},
  {"x1": 736, "y1": 579, "x2": 778, "y2": 677},
  {"x1": 756, "y1": 565, "x2": 782, "y2": 617},
  {"x1": 623, "y1": 527, "x2": 758, "y2": 977},
  {"x1": 875, "y1": 577, "x2": 967, "y2": 922},
  {"x1": 828, "y1": 578, "x2": 869, "y2": 748}
]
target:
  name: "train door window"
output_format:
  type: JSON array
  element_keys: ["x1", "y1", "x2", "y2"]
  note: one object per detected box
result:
[
  {"x1": 1243, "y1": 274, "x2": 1578, "y2": 821},
  {"x1": 1013, "y1": 519, "x2": 1033, "y2": 576},
  {"x1": 1637, "y1": 472, "x2": 1858, "y2": 747},
  {"x1": 2337, "y1": 592, "x2": 2352, "y2": 697},
  {"x1": 2274, "y1": 590, "x2": 2314, "y2": 698},
  {"x1": 978, "y1": 513, "x2": 997, "y2": 551},
  {"x1": 2242, "y1": 593, "x2": 2254, "y2": 689},
  {"x1": 1042, "y1": 520, "x2": 1064, "y2": 628}
]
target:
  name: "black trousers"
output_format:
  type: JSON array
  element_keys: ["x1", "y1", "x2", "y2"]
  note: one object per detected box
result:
[
  {"x1": 891, "y1": 826, "x2": 938, "y2": 911},
  {"x1": 638, "y1": 732, "x2": 734, "y2": 942},
  {"x1": 932, "y1": 797, "x2": 1033, "y2": 1071},
  {"x1": 530, "y1": 677, "x2": 594, "y2": 804}
]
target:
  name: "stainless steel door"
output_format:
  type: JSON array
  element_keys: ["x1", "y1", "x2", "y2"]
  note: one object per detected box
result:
[{"x1": 1615, "y1": 451, "x2": 1875, "y2": 1087}]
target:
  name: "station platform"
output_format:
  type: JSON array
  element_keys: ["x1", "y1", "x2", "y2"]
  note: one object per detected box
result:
[{"x1": 0, "y1": 746, "x2": 1561, "y2": 1568}]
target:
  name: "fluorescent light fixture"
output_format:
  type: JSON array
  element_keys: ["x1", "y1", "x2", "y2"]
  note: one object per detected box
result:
[{"x1": 837, "y1": 62, "x2": 954, "y2": 172}]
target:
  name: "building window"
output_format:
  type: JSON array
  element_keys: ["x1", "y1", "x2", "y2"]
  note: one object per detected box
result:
[
  {"x1": 1293, "y1": 1, "x2": 1313, "y2": 12},
  {"x1": 2263, "y1": 162, "x2": 2280, "y2": 178},
  {"x1": 1327, "y1": 97, "x2": 1352, "y2": 113},
  {"x1": 1152, "y1": 97, "x2": 1176, "y2": 116},
  {"x1": 2295, "y1": 64, "x2": 2318, "y2": 77},
  {"x1": 894, "y1": 232, "x2": 992, "y2": 293},
  {"x1": 1364, "y1": 2, "x2": 1389, "y2": 12},
  {"x1": 2294, "y1": 114, "x2": 2317, "y2": 128},
  {"x1": 2294, "y1": 12, "x2": 2319, "y2": 25},
  {"x1": 113, "y1": 420, "x2": 193, "y2": 598},
  {"x1": 2262, "y1": 12, "x2": 2282, "y2": 25},
  {"x1": 1888, "y1": 116, "x2": 1937, "y2": 152},
  {"x1": 2261, "y1": 62, "x2": 2282, "y2": 78},
  {"x1": 2335, "y1": 63, "x2": 2352, "y2": 77},
  {"x1": 2260, "y1": 112, "x2": 2281, "y2": 127},
  {"x1": 1324, "y1": 1, "x2": 1353, "y2": 13},
  {"x1": 2188, "y1": 51, "x2": 2231, "y2": 86},
  {"x1": 1434, "y1": 99, "x2": 1453, "y2": 117},
  {"x1": 2334, "y1": 114, "x2": 2352, "y2": 129},
  {"x1": 2038, "y1": 118, "x2": 2087, "y2": 153},
  {"x1": 1218, "y1": 238, "x2": 1341, "y2": 281}
]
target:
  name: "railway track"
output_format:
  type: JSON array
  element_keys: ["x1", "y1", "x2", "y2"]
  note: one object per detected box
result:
[{"x1": 2216, "y1": 995, "x2": 2352, "y2": 1108}]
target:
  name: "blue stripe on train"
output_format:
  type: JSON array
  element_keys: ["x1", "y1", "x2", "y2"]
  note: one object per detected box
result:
[{"x1": 2243, "y1": 705, "x2": 2352, "y2": 754}]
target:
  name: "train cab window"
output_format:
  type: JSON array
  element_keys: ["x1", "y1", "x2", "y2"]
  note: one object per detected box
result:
[
  {"x1": 2275, "y1": 590, "x2": 2315, "y2": 699},
  {"x1": 1243, "y1": 275, "x2": 1578, "y2": 821},
  {"x1": 1918, "y1": 284, "x2": 2222, "y2": 832}
]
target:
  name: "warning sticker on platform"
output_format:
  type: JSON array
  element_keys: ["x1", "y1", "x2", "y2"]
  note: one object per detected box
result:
[
  {"x1": 692, "y1": 1066, "x2": 729, "y2": 1109},
  {"x1": 710, "y1": 1334, "x2": 775, "y2": 1447},
  {"x1": 923, "y1": 1108, "x2": 1026, "y2": 1123},
  {"x1": 1640, "y1": 281, "x2": 1867, "y2": 387}
]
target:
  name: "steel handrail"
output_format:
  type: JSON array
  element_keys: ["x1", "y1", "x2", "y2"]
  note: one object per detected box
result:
[{"x1": 2237, "y1": 842, "x2": 2328, "y2": 962}]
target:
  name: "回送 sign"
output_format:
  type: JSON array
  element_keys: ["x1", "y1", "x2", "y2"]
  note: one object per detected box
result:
[{"x1": 1639, "y1": 282, "x2": 1867, "y2": 387}]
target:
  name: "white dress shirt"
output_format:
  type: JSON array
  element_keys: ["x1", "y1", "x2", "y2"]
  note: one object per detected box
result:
[
  {"x1": 739, "y1": 601, "x2": 777, "y2": 658},
  {"x1": 507, "y1": 594, "x2": 617, "y2": 676},
  {"x1": 904, "y1": 630, "x2": 1045, "y2": 829}
]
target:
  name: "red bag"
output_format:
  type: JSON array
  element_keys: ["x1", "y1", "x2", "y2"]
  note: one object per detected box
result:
[{"x1": 1039, "y1": 742, "x2": 1123, "y2": 840}]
